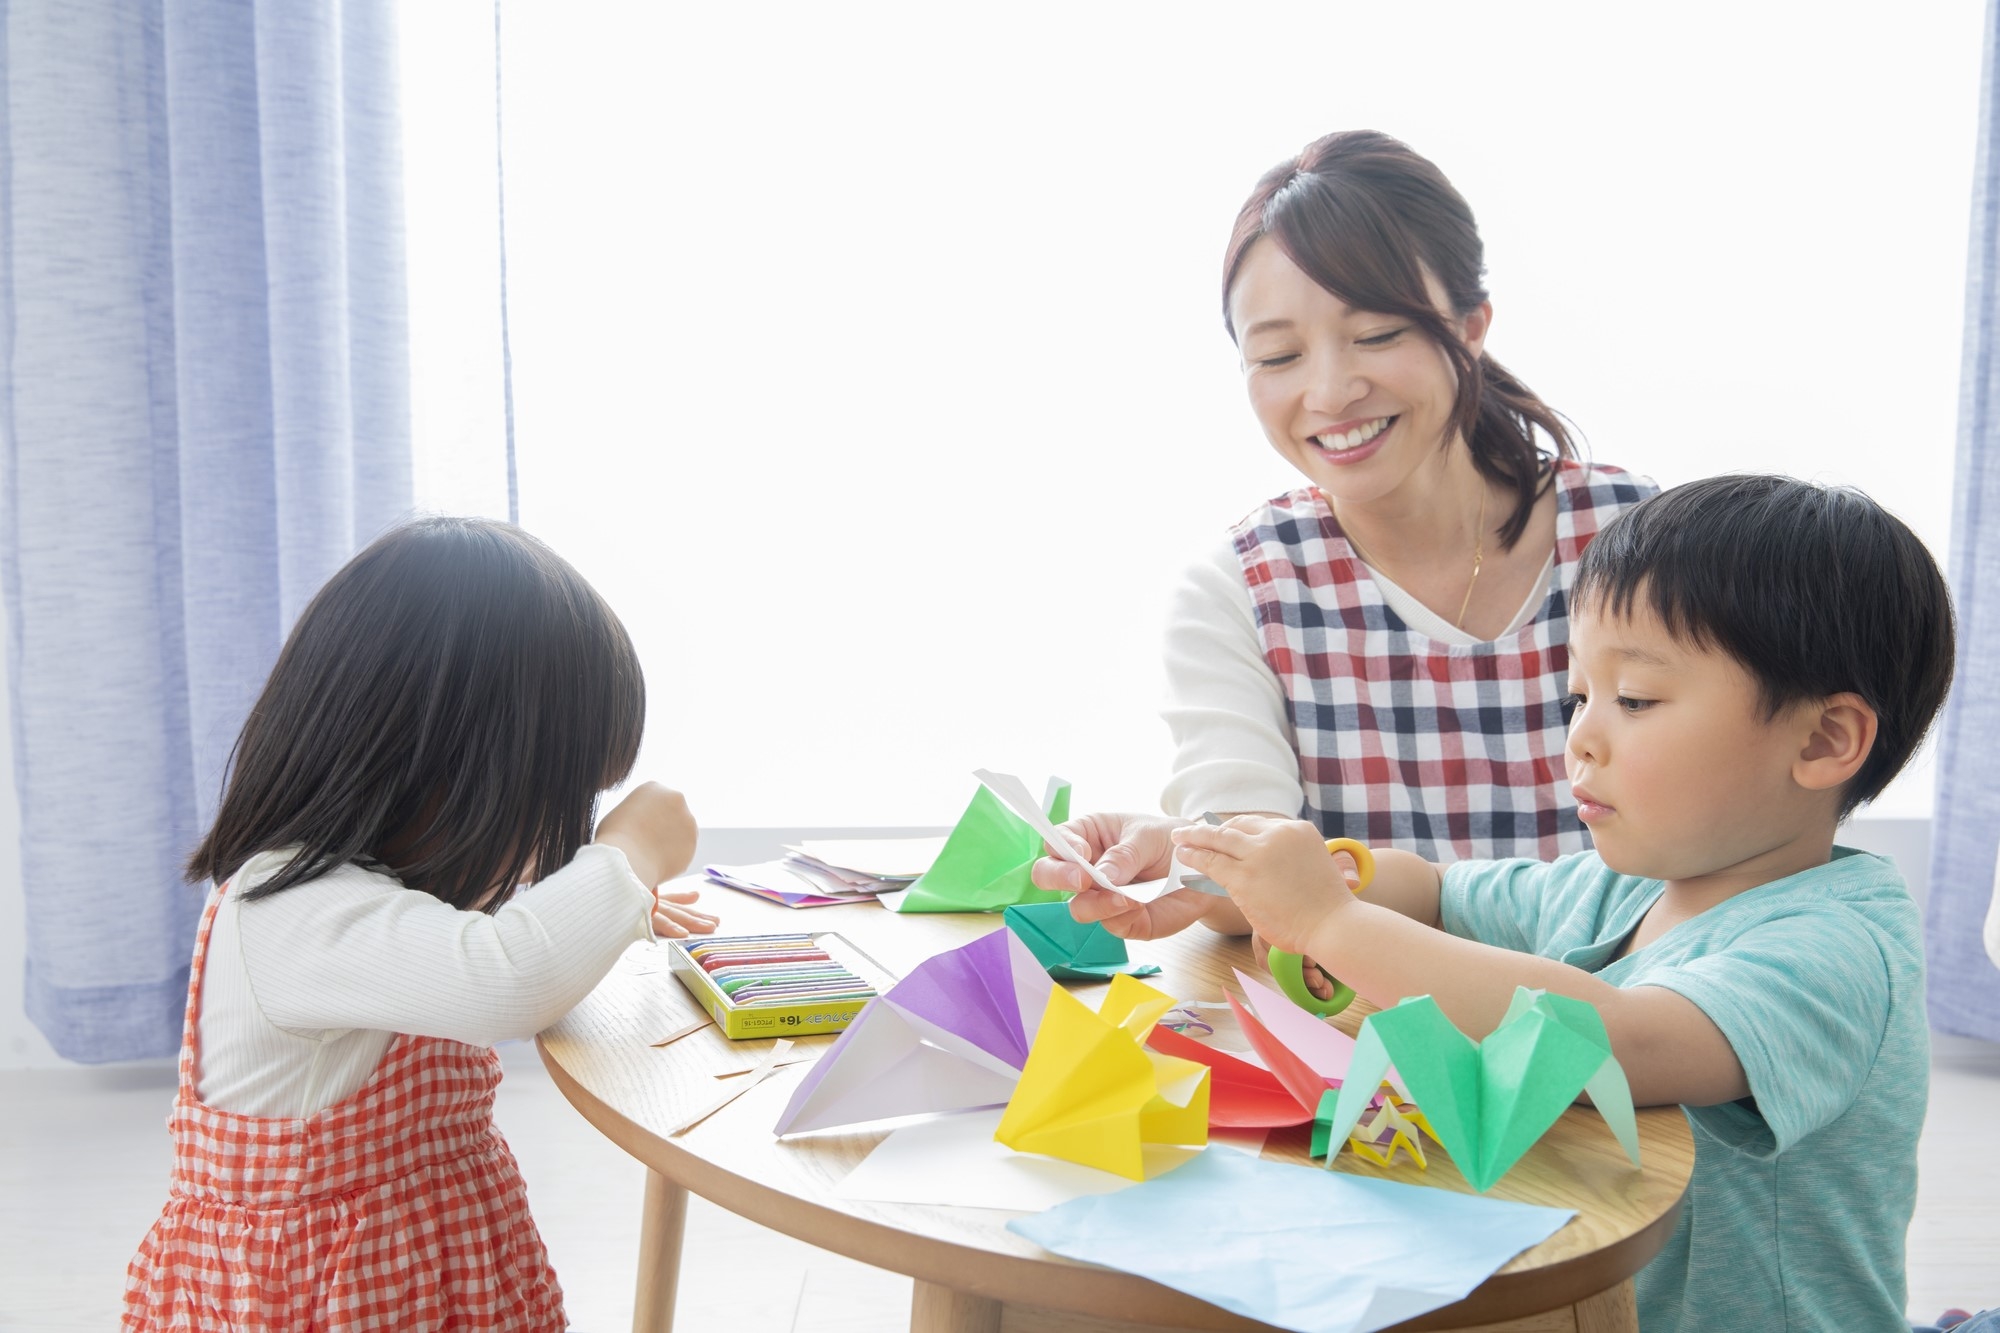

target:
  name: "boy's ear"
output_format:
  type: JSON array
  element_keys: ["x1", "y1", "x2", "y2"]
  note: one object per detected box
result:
[{"x1": 1793, "y1": 692, "x2": 1878, "y2": 793}]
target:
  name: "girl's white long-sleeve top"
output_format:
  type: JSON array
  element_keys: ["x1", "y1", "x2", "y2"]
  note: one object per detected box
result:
[{"x1": 193, "y1": 842, "x2": 655, "y2": 1117}]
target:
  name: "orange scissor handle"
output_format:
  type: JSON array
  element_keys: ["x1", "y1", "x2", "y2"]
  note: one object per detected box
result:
[{"x1": 1266, "y1": 838, "x2": 1374, "y2": 1017}]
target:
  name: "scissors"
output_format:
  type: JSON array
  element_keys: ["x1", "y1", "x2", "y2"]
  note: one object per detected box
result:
[{"x1": 1179, "y1": 814, "x2": 1375, "y2": 1018}]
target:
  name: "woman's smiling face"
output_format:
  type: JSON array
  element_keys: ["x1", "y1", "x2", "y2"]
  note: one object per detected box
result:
[{"x1": 1228, "y1": 237, "x2": 1488, "y2": 506}]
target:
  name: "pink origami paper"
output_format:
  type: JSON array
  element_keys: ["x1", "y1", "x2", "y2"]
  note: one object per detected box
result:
[
  {"x1": 1144, "y1": 969, "x2": 1388, "y2": 1130},
  {"x1": 773, "y1": 928, "x2": 1053, "y2": 1136}
]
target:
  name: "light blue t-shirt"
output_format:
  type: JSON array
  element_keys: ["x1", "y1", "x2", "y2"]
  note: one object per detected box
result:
[{"x1": 1440, "y1": 848, "x2": 1925, "y2": 1333}]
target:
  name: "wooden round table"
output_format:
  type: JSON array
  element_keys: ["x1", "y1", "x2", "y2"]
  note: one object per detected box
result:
[{"x1": 538, "y1": 891, "x2": 1695, "y2": 1333}]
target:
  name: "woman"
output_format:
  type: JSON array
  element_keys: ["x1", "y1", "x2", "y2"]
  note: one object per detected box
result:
[{"x1": 1038, "y1": 130, "x2": 1654, "y2": 941}]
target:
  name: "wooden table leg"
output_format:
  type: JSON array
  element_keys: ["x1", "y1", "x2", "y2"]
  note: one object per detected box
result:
[
  {"x1": 1572, "y1": 1277, "x2": 1639, "y2": 1332},
  {"x1": 631, "y1": 1169, "x2": 689, "y2": 1333},
  {"x1": 911, "y1": 1279, "x2": 1002, "y2": 1333}
]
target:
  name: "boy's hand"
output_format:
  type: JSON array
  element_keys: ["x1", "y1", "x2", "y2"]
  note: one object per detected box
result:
[
  {"x1": 1171, "y1": 816, "x2": 1356, "y2": 955},
  {"x1": 593, "y1": 782, "x2": 699, "y2": 890}
]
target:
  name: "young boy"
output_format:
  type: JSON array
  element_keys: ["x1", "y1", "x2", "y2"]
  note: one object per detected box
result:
[{"x1": 1174, "y1": 474, "x2": 1956, "y2": 1333}]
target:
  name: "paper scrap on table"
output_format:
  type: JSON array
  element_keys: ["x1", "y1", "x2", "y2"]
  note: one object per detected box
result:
[
  {"x1": 1315, "y1": 987, "x2": 1641, "y2": 1192},
  {"x1": 994, "y1": 974, "x2": 1209, "y2": 1181},
  {"x1": 773, "y1": 928, "x2": 1052, "y2": 1135},
  {"x1": 667, "y1": 1039, "x2": 794, "y2": 1136},
  {"x1": 836, "y1": 1107, "x2": 1265, "y2": 1212},
  {"x1": 1008, "y1": 1149, "x2": 1575, "y2": 1333},
  {"x1": 1003, "y1": 901, "x2": 1161, "y2": 981},
  {"x1": 651, "y1": 1017, "x2": 713, "y2": 1048}
]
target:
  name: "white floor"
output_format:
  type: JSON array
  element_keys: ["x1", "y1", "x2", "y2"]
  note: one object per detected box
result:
[{"x1": 4, "y1": 1037, "x2": 1996, "y2": 1332}]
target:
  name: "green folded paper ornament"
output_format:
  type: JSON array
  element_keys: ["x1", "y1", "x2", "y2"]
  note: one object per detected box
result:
[
  {"x1": 1313, "y1": 986, "x2": 1642, "y2": 1192},
  {"x1": 1003, "y1": 901, "x2": 1163, "y2": 981},
  {"x1": 893, "y1": 777, "x2": 1077, "y2": 914}
]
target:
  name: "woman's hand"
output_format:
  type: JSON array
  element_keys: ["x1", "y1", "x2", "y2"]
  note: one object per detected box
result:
[
  {"x1": 1032, "y1": 811, "x2": 1251, "y2": 940},
  {"x1": 593, "y1": 782, "x2": 699, "y2": 890},
  {"x1": 652, "y1": 885, "x2": 719, "y2": 939}
]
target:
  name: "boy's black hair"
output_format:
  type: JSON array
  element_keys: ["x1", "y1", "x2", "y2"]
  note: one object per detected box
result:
[
  {"x1": 1573, "y1": 474, "x2": 1955, "y2": 821},
  {"x1": 187, "y1": 517, "x2": 645, "y2": 911}
]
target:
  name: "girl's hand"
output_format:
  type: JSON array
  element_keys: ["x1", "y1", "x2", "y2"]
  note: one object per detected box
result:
[
  {"x1": 1172, "y1": 815, "x2": 1355, "y2": 955},
  {"x1": 593, "y1": 782, "x2": 699, "y2": 889},
  {"x1": 652, "y1": 885, "x2": 719, "y2": 939}
]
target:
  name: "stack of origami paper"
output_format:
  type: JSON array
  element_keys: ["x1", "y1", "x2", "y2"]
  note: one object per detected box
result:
[
  {"x1": 1003, "y1": 902, "x2": 1161, "y2": 981},
  {"x1": 995, "y1": 974, "x2": 1210, "y2": 1181},
  {"x1": 1312, "y1": 987, "x2": 1642, "y2": 1192},
  {"x1": 772, "y1": 928, "x2": 1052, "y2": 1135}
]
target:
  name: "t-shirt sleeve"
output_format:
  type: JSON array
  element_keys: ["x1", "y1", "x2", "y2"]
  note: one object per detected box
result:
[
  {"x1": 1437, "y1": 857, "x2": 1560, "y2": 954},
  {"x1": 237, "y1": 842, "x2": 656, "y2": 1045},
  {"x1": 1158, "y1": 536, "x2": 1304, "y2": 819},
  {"x1": 1636, "y1": 909, "x2": 1892, "y2": 1154}
]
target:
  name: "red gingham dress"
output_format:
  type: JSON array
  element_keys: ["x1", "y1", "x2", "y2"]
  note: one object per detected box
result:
[
  {"x1": 123, "y1": 882, "x2": 566, "y2": 1331},
  {"x1": 1231, "y1": 459, "x2": 1655, "y2": 863}
]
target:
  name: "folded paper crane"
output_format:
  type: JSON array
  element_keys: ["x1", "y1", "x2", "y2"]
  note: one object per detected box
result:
[
  {"x1": 892, "y1": 775, "x2": 1076, "y2": 913},
  {"x1": 995, "y1": 974, "x2": 1210, "y2": 1181},
  {"x1": 1003, "y1": 901, "x2": 1162, "y2": 981},
  {"x1": 773, "y1": 929, "x2": 1052, "y2": 1135},
  {"x1": 1312, "y1": 987, "x2": 1643, "y2": 1192},
  {"x1": 1144, "y1": 968, "x2": 1374, "y2": 1128}
]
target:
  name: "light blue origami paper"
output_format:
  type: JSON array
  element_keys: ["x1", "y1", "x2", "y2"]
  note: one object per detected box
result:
[{"x1": 1007, "y1": 1149, "x2": 1574, "y2": 1333}]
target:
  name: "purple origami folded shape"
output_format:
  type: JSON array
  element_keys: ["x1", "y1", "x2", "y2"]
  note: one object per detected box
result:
[{"x1": 773, "y1": 928, "x2": 1054, "y2": 1136}]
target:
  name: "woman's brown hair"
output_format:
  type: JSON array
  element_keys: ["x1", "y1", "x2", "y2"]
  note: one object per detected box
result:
[
  {"x1": 1222, "y1": 130, "x2": 1575, "y2": 548},
  {"x1": 187, "y1": 517, "x2": 646, "y2": 911}
]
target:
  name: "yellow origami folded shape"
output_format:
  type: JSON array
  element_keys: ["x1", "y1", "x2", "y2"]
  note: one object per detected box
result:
[{"x1": 995, "y1": 974, "x2": 1209, "y2": 1181}]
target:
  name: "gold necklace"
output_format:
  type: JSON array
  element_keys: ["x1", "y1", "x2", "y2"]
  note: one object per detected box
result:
[{"x1": 1342, "y1": 485, "x2": 1490, "y2": 630}]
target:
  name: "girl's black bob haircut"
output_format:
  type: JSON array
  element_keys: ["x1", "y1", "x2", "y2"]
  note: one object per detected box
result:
[
  {"x1": 188, "y1": 516, "x2": 646, "y2": 910},
  {"x1": 1572, "y1": 474, "x2": 1955, "y2": 821}
]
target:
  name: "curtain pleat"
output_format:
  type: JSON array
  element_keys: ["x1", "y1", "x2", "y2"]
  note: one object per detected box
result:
[
  {"x1": 0, "y1": 0, "x2": 411, "y2": 1061},
  {"x1": 1928, "y1": 0, "x2": 2000, "y2": 1042}
]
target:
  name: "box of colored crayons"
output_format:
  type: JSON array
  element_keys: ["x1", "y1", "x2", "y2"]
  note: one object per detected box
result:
[{"x1": 666, "y1": 932, "x2": 899, "y2": 1039}]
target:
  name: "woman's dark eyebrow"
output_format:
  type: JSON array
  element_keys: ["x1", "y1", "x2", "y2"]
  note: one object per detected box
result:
[{"x1": 1239, "y1": 318, "x2": 1296, "y2": 339}]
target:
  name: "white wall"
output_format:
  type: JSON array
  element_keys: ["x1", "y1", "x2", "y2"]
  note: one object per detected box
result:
[{"x1": 477, "y1": 0, "x2": 1980, "y2": 830}]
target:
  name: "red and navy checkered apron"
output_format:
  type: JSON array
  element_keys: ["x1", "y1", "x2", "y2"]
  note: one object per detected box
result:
[
  {"x1": 1232, "y1": 459, "x2": 1655, "y2": 862},
  {"x1": 123, "y1": 882, "x2": 566, "y2": 1331}
]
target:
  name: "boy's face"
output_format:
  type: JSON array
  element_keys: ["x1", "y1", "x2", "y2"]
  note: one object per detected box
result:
[{"x1": 1564, "y1": 599, "x2": 1827, "y2": 886}]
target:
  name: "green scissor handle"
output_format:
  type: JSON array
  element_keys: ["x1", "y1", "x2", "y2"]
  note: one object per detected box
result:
[{"x1": 1267, "y1": 837, "x2": 1375, "y2": 1017}]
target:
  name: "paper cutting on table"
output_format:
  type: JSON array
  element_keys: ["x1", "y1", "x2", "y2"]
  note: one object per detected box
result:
[
  {"x1": 783, "y1": 836, "x2": 946, "y2": 880},
  {"x1": 773, "y1": 928, "x2": 1052, "y2": 1135},
  {"x1": 1314, "y1": 987, "x2": 1641, "y2": 1192},
  {"x1": 892, "y1": 775, "x2": 1077, "y2": 913},
  {"x1": 994, "y1": 974, "x2": 1210, "y2": 1181},
  {"x1": 1007, "y1": 1148, "x2": 1575, "y2": 1333},
  {"x1": 1003, "y1": 902, "x2": 1161, "y2": 981}
]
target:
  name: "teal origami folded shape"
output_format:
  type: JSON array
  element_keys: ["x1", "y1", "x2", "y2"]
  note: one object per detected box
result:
[
  {"x1": 894, "y1": 778, "x2": 1076, "y2": 914},
  {"x1": 1314, "y1": 987, "x2": 1642, "y2": 1192},
  {"x1": 1003, "y1": 901, "x2": 1162, "y2": 981}
]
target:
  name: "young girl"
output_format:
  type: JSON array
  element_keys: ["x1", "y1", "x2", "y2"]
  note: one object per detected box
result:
[{"x1": 122, "y1": 517, "x2": 718, "y2": 1331}]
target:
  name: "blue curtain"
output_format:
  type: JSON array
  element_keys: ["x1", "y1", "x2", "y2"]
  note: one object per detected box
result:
[
  {"x1": 1930, "y1": 0, "x2": 2000, "y2": 1043},
  {"x1": 0, "y1": 0, "x2": 411, "y2": 1062}
]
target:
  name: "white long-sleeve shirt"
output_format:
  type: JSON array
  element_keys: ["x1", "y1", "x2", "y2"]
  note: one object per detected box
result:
[
  {"x1": 1158, "y1": 535, "x2": 1553, "y2": 820},
  {"x1": 194, "y1": 842, "x2": 654, "y2": 1117}
]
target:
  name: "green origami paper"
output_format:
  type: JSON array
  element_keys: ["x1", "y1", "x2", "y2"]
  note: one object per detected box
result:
[
  {"x1": 1003, "y1": 902, "x2": 1163, "y2": 981},
  {"x1": 893, "y1": 778, "x2": 1076, "y2": 914},
  {"x1": 1314, "y1": 987, "x2": 1642, "y2": 1192}
]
